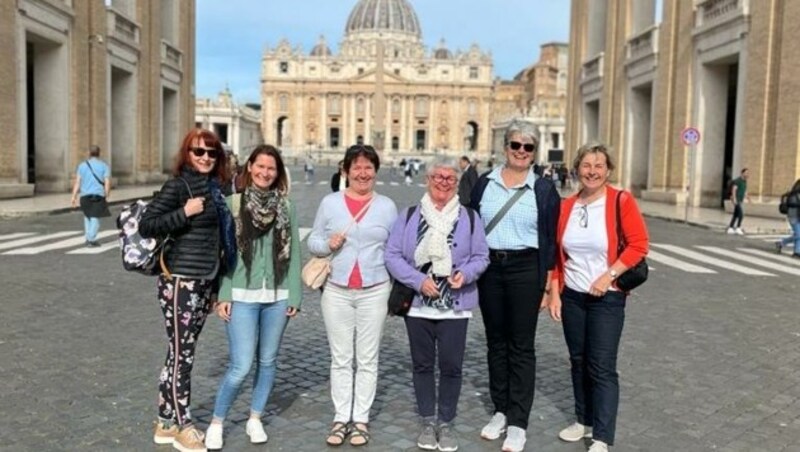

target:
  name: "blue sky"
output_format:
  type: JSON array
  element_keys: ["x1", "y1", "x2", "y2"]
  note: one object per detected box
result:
[{"x1": 196, "y1": 0, "x2": 570, "y2": 104}]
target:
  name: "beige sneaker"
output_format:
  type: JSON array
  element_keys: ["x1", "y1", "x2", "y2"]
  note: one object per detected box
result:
[
  {"x1": 173, "y1": 425, "x2": 207, "y2": 452},
  {"x1": 153, "y1": 421, "x2": 178, "y2": 445}
]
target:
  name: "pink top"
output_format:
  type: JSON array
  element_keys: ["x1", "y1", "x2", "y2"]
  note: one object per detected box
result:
[{"x1": 345, "y1": 194, "x2": 371, "y2": 289}]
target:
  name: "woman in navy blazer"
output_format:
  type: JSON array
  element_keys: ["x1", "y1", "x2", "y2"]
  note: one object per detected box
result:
[{"x1": 385, "y1": 159, "x2": 489, "y2": 451}]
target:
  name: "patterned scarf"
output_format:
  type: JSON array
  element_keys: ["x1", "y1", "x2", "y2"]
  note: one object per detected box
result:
[
  {"x1": 415, "y1": 192, "x2": 460, "y2": 276},
  {"x1": 208, "y1": 179, "x2": 237, "y2": 273},
  {"x1": 235, "y1": 186, "x2": 291, "y2": 285}
]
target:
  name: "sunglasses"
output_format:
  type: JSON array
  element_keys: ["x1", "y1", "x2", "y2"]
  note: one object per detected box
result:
[
  {"x1": 578, "y1": 204, "x2": 588, "y2": 228},
  {"x1": 508, "y1": 141, "x2": 536, "y2": 152},
  {"x1": 190, "y1": 147, "x2": 220, "y2": 159}
]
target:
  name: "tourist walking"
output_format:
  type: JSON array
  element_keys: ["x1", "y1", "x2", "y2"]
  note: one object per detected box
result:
[
  {"x1": 468, "y1": 123, "x2": 560, "y2": 452},
  {"x1": 330, "y1": 159, "x2": 349, "y2": 192},
  {"x1": 139, "y1": 128, "x2": 235, "y2": 452},
  {"x1": 775, "y1": 178, "x2": 800, "y2": 258},
  {"x1": 204, "y1": 145, "x2": 303, "y2": 450},
  {"x1": 385, "y1": 159, "x2": 489, "y2": 451},
  {"x1": 727, "y1": 168, "x2": 751, "y2": 235},
  {"x1": 308, "y1": 144, "x2": 398, "y2": 447},
  {"x1": 70, "y1": 145, "x2": 111, "y2": 247},
  {"x1": 545, "y1": 142, "x2": 649, "y2": 452},
  {"x1": 457, "y1": 156, "x2": 479, "y2": 207}
]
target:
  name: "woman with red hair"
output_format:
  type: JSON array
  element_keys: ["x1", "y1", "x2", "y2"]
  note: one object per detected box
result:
[{"x1": 140, "y1": 128, "x2": 236, "y2": 452}]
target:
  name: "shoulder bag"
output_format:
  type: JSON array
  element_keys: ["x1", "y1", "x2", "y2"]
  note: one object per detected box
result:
[
  {"x1": 301, "y1": 196, "x2": 374, "y2": 289},
  {"x1": 614, "y1": 191, "x2": 648, "y2": 291}
]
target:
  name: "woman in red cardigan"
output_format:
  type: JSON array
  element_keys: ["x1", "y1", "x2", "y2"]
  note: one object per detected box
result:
[{"x1": 545, "y1": 142, "x2": 648, "y2": 452}]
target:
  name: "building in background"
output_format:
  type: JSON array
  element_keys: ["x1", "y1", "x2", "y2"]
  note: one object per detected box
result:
[
  {"x1": 0, "y1": 0, "x2": 195, "y2": 199},
  {"x1": 566, "y1": 0, "x2": 799, "y2": 213},
  {"x1": 261, "y1": 0, "x2": 493, "y2": 162},
  {"x1": 492, "y1": 42, "x2": 569, "y2": 166},
  {"x1": 195, "y1": 87, "x2": 262, "y2": 159}
]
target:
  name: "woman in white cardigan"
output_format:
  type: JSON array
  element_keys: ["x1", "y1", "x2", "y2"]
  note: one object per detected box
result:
[{"x1": 307, "y1": 144, "x2": 398, "y2": 447}]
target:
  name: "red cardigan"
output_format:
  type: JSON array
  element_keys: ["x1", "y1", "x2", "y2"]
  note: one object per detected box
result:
[{"x1": 552, "y1": 185, "x2": 649, "y2": 292}]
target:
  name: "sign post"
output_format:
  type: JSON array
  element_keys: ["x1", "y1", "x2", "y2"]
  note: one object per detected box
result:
[{"x1": 680, "y1": 127, "x2": 701, "y2": 223}]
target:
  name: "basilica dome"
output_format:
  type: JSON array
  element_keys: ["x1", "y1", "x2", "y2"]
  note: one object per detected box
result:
[{"x1": 345, "y1": 0, "x2": 422, "y2": 38}]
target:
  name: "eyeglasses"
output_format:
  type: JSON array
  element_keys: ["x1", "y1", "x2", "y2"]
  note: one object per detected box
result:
[
  {"x1": 578, "y1": 204, "x2": 588, "y2": 228},
  {"x1": 508, "y1": 141, "x2": 536, "y2": 152},
  {"x1": 190, "y1": 147, "x2": 220, "y2": 159},
  {"x1": 430, "y1": 174, "x2": 458, "y2": 184}
]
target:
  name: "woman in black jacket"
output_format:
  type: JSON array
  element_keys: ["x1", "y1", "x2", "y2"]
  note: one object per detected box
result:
[{"x1": 140, "y1": 128, "x2": 236, "y2": 451}]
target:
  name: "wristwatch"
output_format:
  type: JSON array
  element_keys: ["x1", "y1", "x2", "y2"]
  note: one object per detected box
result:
[{"x1": 609, "y1": 269, "x2": 619, "y2": 280}]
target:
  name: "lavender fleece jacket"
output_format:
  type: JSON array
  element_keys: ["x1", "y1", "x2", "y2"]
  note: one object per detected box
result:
[{"x1": 384, "y1": 205, "x2": 490, "y2": 312}]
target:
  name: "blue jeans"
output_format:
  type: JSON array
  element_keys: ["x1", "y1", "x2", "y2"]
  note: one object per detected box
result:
[
  {"x1": 779, "y1": 218, "x2": 800, "y2": 254},
  {"x1": 561, "y1": 287, "x2": 626, "y2": 446},
  {"x1": 212, "y1": 299, "x2": 289, "y2": 420},
  {"x1": 84, "y1": 216, "x2": 99, "y2": 242}
]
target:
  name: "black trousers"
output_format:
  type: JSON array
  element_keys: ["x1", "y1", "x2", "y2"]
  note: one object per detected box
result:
[
  {"x1": 477, "y1": 250, "x2": 542, "y2": 429},
  {"x1": 729, "y1": 203, "x2": 744, "y2": 228},
  {"x1": 404, "y1": 317, "x2": 469, "y2": 424},
  {"x1": 561, "y1": 287, "x2": 626, "y2": 445}
]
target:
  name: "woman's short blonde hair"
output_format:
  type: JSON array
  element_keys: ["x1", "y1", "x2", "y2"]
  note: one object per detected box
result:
[{"x1": 572, "y1": 141, "x2": 616, "y2": 172}]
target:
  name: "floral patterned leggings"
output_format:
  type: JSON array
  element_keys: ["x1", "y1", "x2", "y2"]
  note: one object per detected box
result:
[{"x1": 156, "y1": 275, "x2": 214, "y2": 427}]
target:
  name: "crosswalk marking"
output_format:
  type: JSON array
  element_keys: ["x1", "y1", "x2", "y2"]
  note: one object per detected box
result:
[
  {"x1": 3, "y1": 230, "x2": 118, "y2": 255},
  {"x1": 650, "y1": 244, "x2": 775, "y2": 276},
  {"x1": 68, "y1": 240, "x2": 119, "y2": 255},
  {"x1": 376, "y1": 181, "x2": 385, "y2": 186},
  {"x1": 0, "y1": 231, "x2": 82, "y2": 251},
  {"x1": 389, "y1": 181, "x2": 400, "y2": 186},
  {"x1": 697, "y1": 246, "x2": 800, "y2": 276},
  {"x1": 646, "y1": 250, "x2": 717, "y2": 274},
  {"x1": 738, "y1": 248, "x2": 800, "y2": 267},
  {"x1": 0, "y1": 232, "x2": 36, "y2": 241}
]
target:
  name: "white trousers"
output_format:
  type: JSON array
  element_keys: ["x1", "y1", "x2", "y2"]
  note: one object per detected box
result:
[{"x1": 321, "y1": 280, "x2": 390, "y2": 424}]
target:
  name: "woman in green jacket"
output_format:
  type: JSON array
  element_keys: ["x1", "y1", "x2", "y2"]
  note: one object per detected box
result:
[{"x1": 205, "y1": 145, "x2": 302, "y2": 449}]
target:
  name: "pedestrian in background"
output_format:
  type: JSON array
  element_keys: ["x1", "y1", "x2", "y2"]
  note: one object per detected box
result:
[
  {"x1": 727, "y1": 168, "x2": 751, "y2": 235},
  {"x1": 70, "y1": 145, "x2": 111, "y2": 247},
  {"x1": 775, "y1": 178, "x2": 800, "y2": 258},
  {"x1": 385, "y1": 159, "x2": 489, "y2": 452},
  {"x1": 330, "y1": 159, "x2": 349, "y2": 192},
  {"x1": 404, "y1": 159, "x2": 415, "y2": 185},
  {"x1": 205, "y1": 145, "x2": 303, "y2": 450},
  {"x1": 308, "y1": 144, "x2": 398, "y2": 447},
  {"x1": 457, "y1": 155, "x2": 479, "y2": 207},
  {"x1": 468, "y1": 124, "x2": 560, "y2": 452},
  {"x1": 304, "y1": 154, "x2": 315, "y2": 183},
  {"x1": 139, "y1": 128, "x2": 235, "y2": 452},
  {"x1": 545, "y1": 142, "x2": 649, "y2": 452}
]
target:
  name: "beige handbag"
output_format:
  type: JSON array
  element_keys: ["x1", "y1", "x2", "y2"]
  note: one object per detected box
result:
[{"x1": 301, "y1": 197, "x2": 374, "y2": 289}]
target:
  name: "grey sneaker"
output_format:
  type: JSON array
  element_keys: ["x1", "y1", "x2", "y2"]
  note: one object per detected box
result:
[
  {"x1": 437, "y1": 424, "x2": 458, "y2": 451},
  {"x1": 417, "y1": 422, "x2": 437, "y2": 450},
  {"x1": 558, "y1": 422, "x2": 592, "y2": 442},
  {"x1": 501, "y1": 426, "x2": 526, "y2": 452},
  {"x1": 588, "y1": 439, "x2": 609, "y2": 451},
  {"x1": 480, "y1": 412, "x2": 507, "y2": 440}
]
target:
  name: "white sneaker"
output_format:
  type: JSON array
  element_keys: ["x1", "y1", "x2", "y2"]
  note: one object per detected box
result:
[
  {"x1": 501, "y1": 426, "x2": 526, "y2": 452},
  {"x1": 735, "y1": 227, "x2": 745, "y2": 235},
  {"x1": 726, "y1": 227, "x2": 736, "y2": 234},
  {"x1": 558, "y1": 422, "x2": 592, "y2": 442},
  {"x1": 245, "y1": 418, "x2": 268, "y2": 444},
  {"x1": 480, "y1": 412, "x2": 507, "y2": 440},
  {"x1": 204, "y1": 423, "x2": 223, "y2": 450},
  {"x1": 588, "y1": 439, "x2": 609, "y2": 451}
]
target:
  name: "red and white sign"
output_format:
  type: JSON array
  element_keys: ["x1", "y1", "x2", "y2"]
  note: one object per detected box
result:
[{"x1": 681, "y1": 127, "x2": 701, "y2": 146}]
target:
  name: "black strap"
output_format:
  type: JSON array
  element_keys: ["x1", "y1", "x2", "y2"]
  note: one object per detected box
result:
[
  {"x1": 85, "y1": 160, "x2": 105, "y2": 186},
  {"x1": 485, "y1": 188, "x2": 527, "y2": 236},
  {"x1": 615, "y1": 191, "x2": 626, "y2": 254},
  {"x1": 178, "y1": 177, "x2": 193, "y2": 198}
]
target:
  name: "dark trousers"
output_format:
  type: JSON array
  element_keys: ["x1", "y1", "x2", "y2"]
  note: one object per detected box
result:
[
  {"x1": 477, "y1": 252, "x2": 542, "y2": 429},
  {"x1": 157, "y1": 275, "x2": 214, "y2": 426},
  {"x1": 729, "y1": 203, "x2": 744, "y2": 228},
  {"x1": 561, "y1": 287, "x2": 626, "y2": 445},
  {"x1": 405, "y1": 316, "x2": 469, "y2": 424}
]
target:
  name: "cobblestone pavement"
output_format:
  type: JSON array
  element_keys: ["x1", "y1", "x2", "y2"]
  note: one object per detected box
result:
[{"x1": 1, "y1": 169, "x2": 800, "y2": 451}]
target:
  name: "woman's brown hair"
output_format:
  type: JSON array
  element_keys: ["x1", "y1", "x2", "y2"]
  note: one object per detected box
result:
[{"x1": 171, "y1": 128, "x2": 230, "y2": 183}]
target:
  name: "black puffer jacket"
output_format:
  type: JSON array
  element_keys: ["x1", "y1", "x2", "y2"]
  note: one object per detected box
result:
[{"x1": 139, "y1": 167, "x2": 221, "y2": 279}]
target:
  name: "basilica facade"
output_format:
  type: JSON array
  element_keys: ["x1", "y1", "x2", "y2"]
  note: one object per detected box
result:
[{"x1": 261, "y1": 0, "x2": 494, "y2": 160}]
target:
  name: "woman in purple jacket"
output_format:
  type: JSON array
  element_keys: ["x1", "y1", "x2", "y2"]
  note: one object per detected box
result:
[{"x1": 385, "y1": 159, "x2": 490, "y2": 452}]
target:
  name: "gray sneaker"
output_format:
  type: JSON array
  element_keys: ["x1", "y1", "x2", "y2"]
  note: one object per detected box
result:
[
  {"x1": 437, "y1": 424, "x2": 458, "y2": 452},
  {"x1": 417, "y1": 422, "x2": 437, "y2": 450}
]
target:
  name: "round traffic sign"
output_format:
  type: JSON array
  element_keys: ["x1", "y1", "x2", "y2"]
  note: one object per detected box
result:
[{"x1": 681, "y1": 127, "x2": 701, "y2": 146}]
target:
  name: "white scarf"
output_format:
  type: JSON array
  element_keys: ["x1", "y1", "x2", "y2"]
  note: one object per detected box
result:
[{"x1": 415, "y1": 193, "x2": 460, "y2": 276}]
